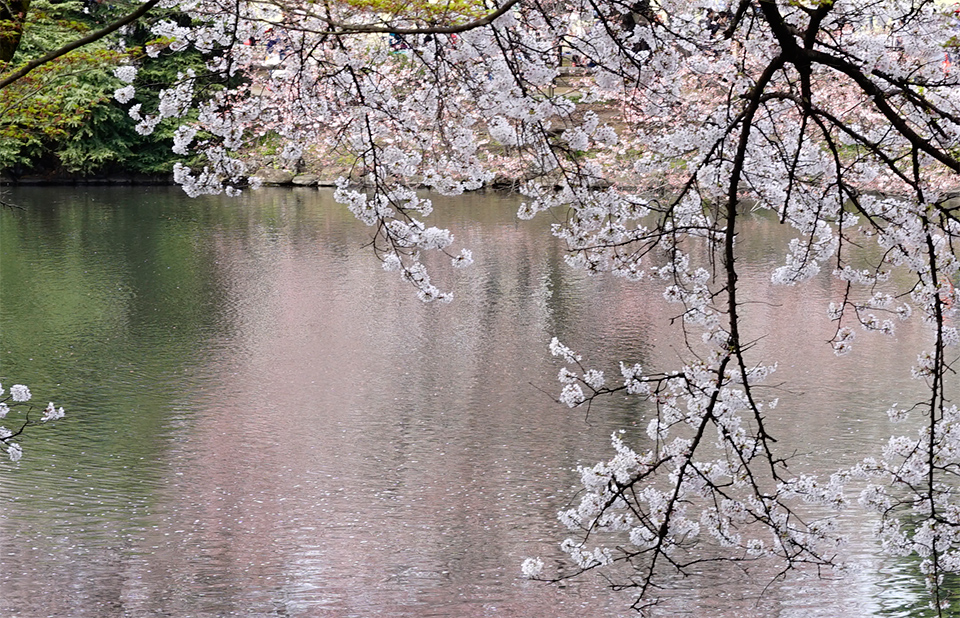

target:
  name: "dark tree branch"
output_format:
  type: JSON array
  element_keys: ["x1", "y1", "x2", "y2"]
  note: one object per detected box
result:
[
  {"x1": 239, "y1": 0, "x2": 522, "y2": 36},
  {"x1": 0, "y1": 0, "x2": 161, "y2": 91}
]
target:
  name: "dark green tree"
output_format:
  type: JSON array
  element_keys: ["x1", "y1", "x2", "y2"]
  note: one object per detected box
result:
[{"x1": 0, "y1": 0, "x2": 202, "y2": 176}]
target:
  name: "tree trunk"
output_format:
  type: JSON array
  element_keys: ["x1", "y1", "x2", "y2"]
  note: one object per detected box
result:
[{"x1": 0, "y1": 0, "x2": 31, "y2": 63}]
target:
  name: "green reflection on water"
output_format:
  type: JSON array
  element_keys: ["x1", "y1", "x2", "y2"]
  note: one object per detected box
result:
[{"x1": 0, "y1": 187, "x2": 238, "y2": 503}]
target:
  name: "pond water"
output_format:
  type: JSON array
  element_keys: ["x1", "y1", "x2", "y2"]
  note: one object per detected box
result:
[{"x1": 0, "y1": 186, "x2": 948, "y2": 617}]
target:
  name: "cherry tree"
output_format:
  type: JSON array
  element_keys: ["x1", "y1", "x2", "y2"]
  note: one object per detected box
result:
[{"x1": 52, "y1": 0, "x2": 960, "y2": 613}]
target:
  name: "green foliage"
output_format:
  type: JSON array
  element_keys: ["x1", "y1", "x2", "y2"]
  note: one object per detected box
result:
[
  {"x1": 0, "y1": 48, "x2": 121, "y2": 171},
  {"x1": 0, "y1": 0, "x2": 205, "y2": 176}
]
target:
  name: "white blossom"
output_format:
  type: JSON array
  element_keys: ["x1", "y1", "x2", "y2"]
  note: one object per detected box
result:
[
  {"x1": 558, "y1": 383, "x2": 585, "y2": 408},
  {"x1": 42, "y1": 403, "x2": 65, "y2": 422},
  {"x1": 113, "y1": 85, "x2": 135, "y2": 104},
  {"x1": 582, "y1": 369, "x2": 605, "y2": 390},
  {"x1": 520, "y1": 557, "x2": 544, "y2": 578},
  {"x1": 548, "y1": 338, "x2": 580, "y2": 363},
  {"x1": 113, "y1": 65, "x2": 137, "y2": 83},
  {"x1": 451, "y1": 249, "x2": 473, "y2": 268},
  {"x1": 10, "y1": 385, "x2": 30, "y2": 402}
]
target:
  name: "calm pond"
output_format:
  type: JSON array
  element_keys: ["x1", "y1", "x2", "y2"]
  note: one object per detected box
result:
[{"x1": 0, "y1": 186, "x2": 945, "y2": 617}]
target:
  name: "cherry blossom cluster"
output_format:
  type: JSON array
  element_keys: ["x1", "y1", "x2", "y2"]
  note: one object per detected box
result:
[{"x1": 0, "y1": 382, "x2": 64, "y2": 462}]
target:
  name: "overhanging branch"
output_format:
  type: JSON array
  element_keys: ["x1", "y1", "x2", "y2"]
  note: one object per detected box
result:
[
  {"x1": 0, "y1": 0, "x2": 161, "y2": 91},
  {"x1": 257, "y1": 0, "x2": 522, "y2": 36}
]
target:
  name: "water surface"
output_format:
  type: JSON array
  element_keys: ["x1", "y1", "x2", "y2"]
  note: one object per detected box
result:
[{"x1": 0, "y1": 186, "x2": 945, "y2": 617}]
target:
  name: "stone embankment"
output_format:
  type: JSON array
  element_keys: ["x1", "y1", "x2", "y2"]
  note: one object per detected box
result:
[{"x1": 251, "y1": 168, "x2": 341, "y2": 187}]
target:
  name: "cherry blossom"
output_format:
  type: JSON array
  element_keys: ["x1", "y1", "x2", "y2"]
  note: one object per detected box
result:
[
  {"x1": 0, "y1": 382, "x2": 64, "y2": 462},
  {"x1": 111, "y1": 0, "x2": 960, "y2": 612}
]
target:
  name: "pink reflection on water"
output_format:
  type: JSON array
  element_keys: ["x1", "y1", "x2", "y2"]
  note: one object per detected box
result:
[{"x1": 0, "y1": 190, "x2": 940, "y2": 617}]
